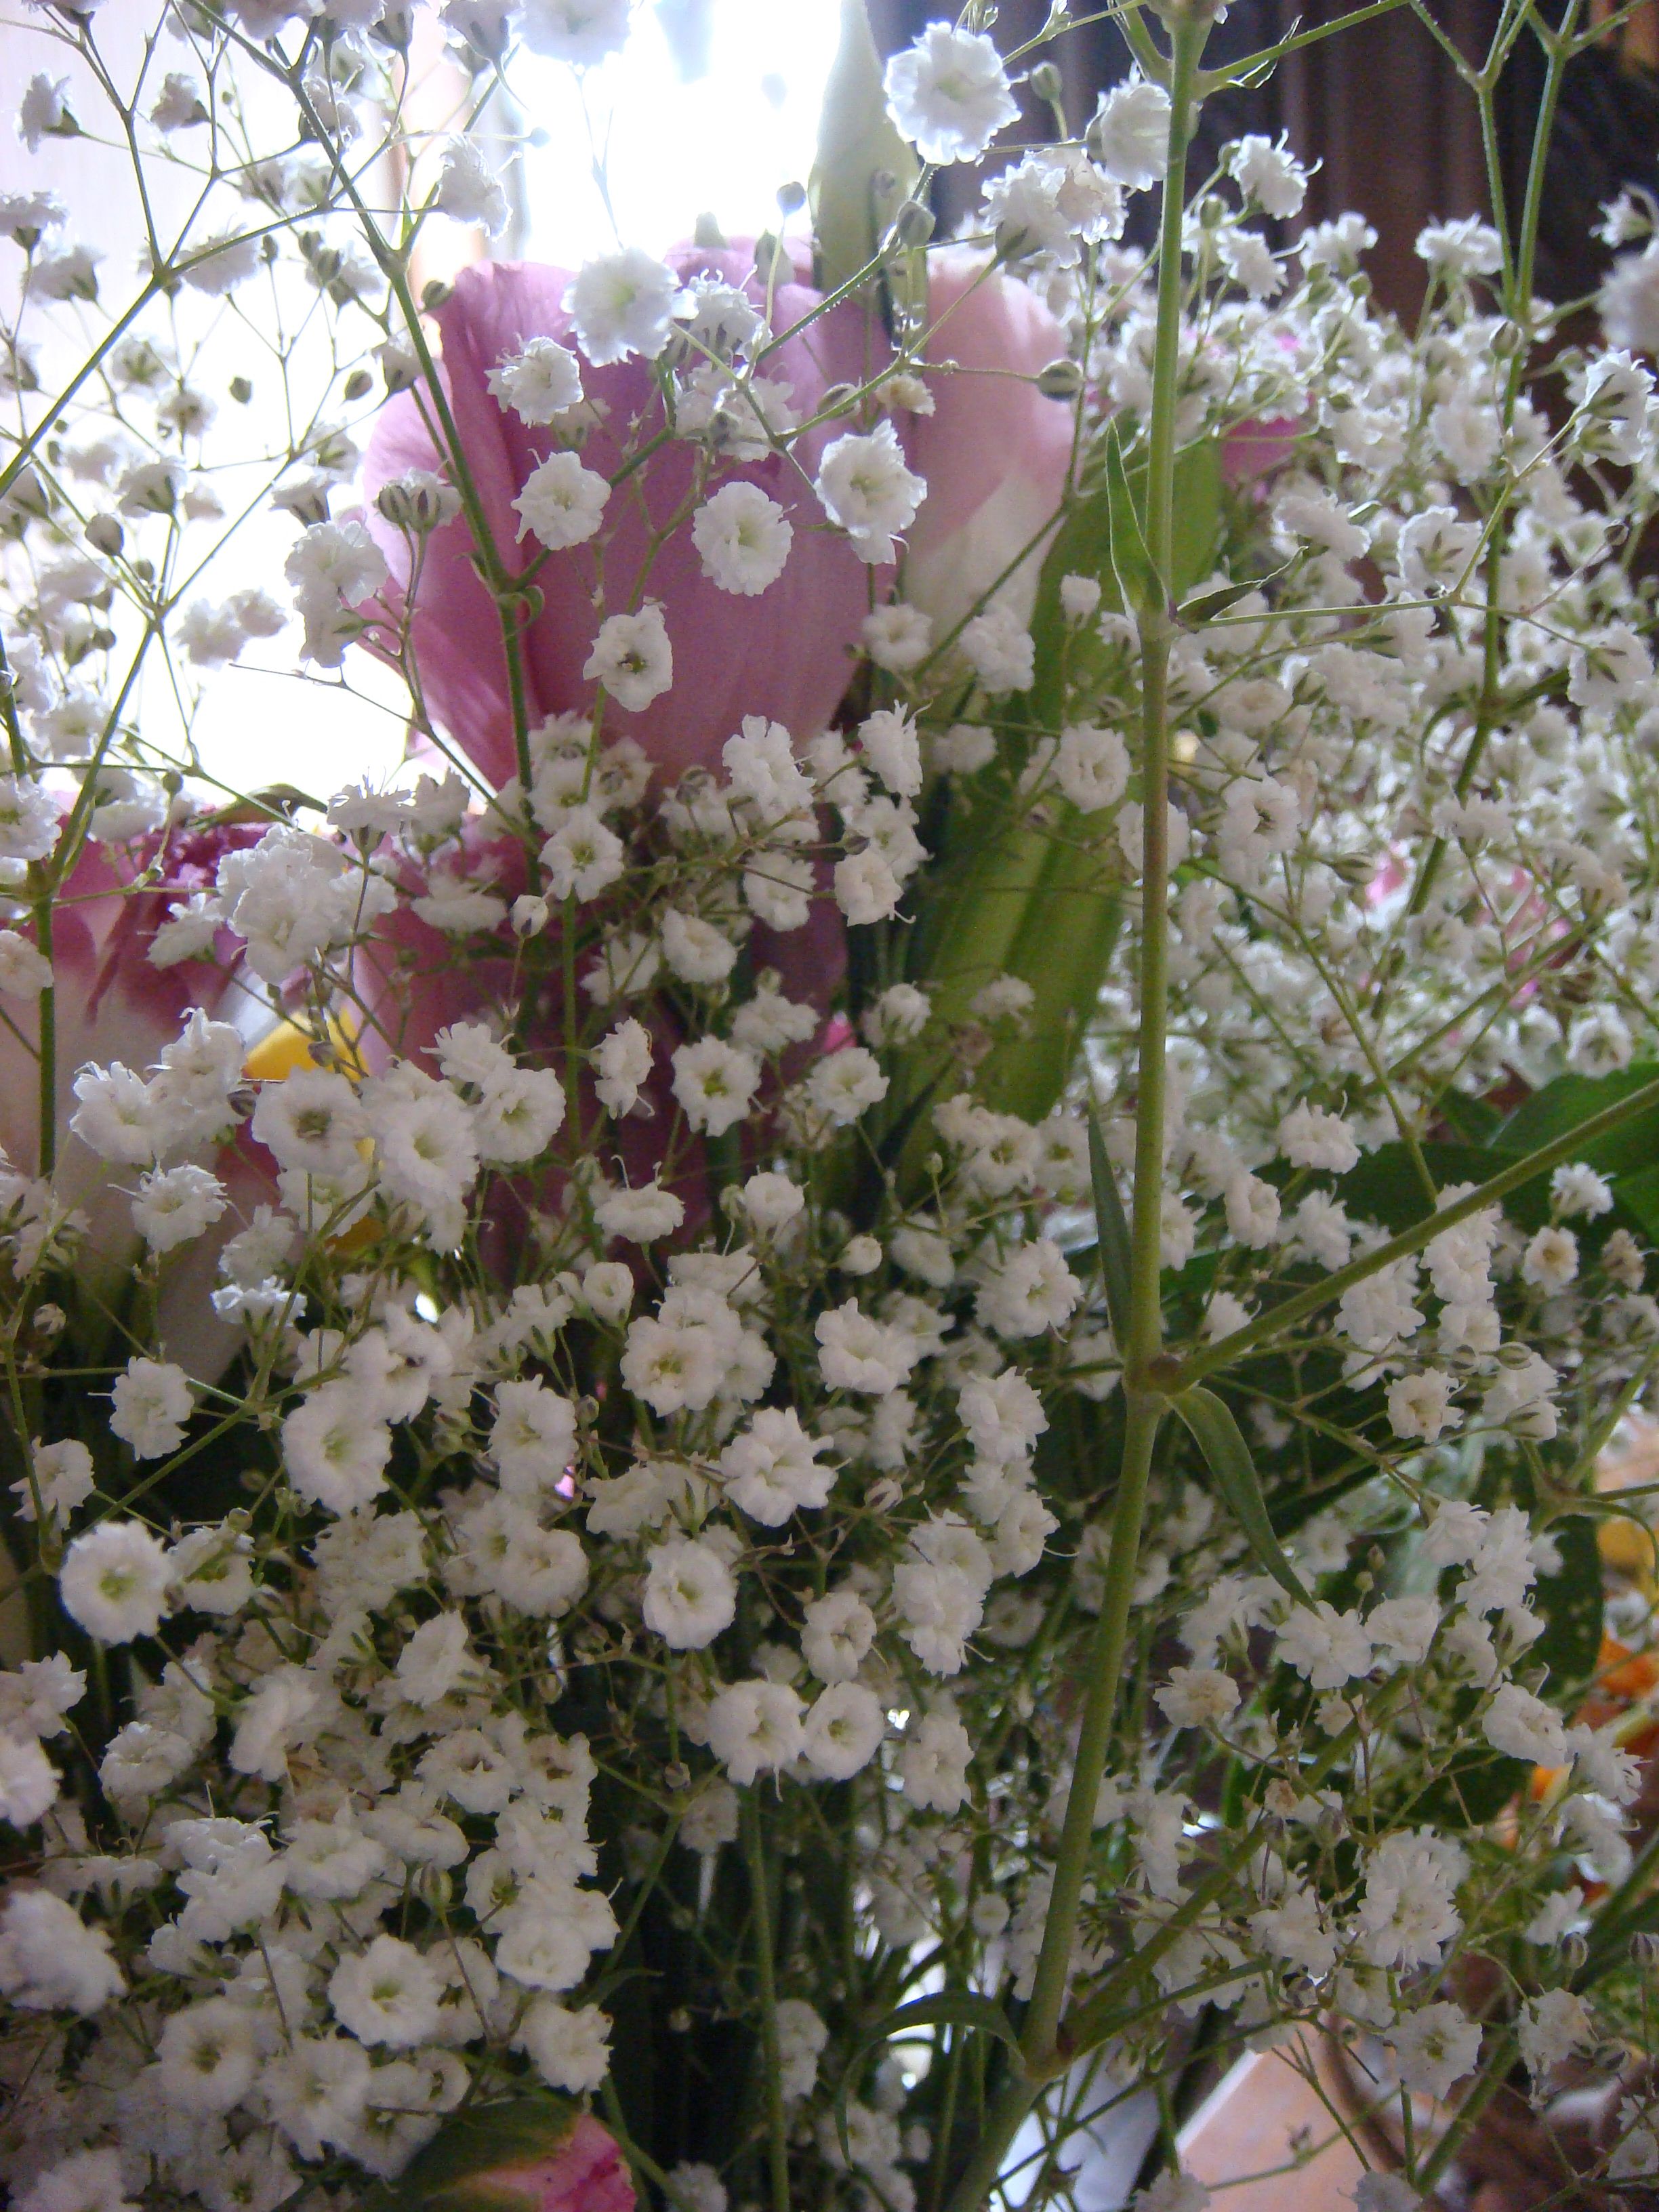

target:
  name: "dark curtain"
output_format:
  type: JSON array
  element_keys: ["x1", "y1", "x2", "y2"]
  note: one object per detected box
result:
[{"x1": 861, "y1": 0, "x2": 1659, "y2": 318}]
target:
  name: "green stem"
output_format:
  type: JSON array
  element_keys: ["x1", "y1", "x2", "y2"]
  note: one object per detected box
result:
[
  {"x1": 743, "y1": 1788, "x2": 792, "y2": 2212},
  {"x1": 940, "y1": 22, "x2": 1207, "y2": 2206},
  {"x1": 1176, "y1": 1071, "x2": 1659, "y2": 1388}
]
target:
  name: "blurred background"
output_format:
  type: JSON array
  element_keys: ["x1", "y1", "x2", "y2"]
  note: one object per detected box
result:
[{"x1": 1, "y1": 0, "x2": 1656, "y2": 800}]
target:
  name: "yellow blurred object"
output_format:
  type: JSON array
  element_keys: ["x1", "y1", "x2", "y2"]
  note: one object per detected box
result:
[{"x1": 243, "y1": 1016, "x2": 365, "y2": 1084}]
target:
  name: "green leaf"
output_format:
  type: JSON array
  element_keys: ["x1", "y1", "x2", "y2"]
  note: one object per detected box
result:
[
  {"x1": 1496, "y1": 1061, "x2": 1659, "y2": 1179},
  {"x1": 1172, "y1": 1386, "x2": 1311, "y2": 1606},
  {"x1": 808, "y1": 0, "x2": 922, "y2": 310},
  {"x1": 1531, "y1": 1513, "x2": 1604, "y2": 1694},
  {"x1": 834, "y1": 1993, "x2": 1023, "y2": 2164},
  {"x1": 1087, "y1": 1106, "x2": 1133, "y2": 1349},
  {"x1": 1101, "y1": 419, "x2": 1155, "y2": 613}
]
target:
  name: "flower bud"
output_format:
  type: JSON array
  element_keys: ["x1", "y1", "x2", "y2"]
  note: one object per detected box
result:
[
  {"x1": 1029, "y1": 60, "x2": 1063, "y2": 104},
  {"x1": 421, "y1": 277, "x2": 453, "y2": 315},
  {"x1": 817, "y1": 382, "x2": 857, "y2": 417},
  {"x1": 85, "y1": 514, "x2": 125, "y2": 559},
  {"x1": 1036, "y1": 358, "x2": 1084, "y2": 400},
  {"x1": 777, "y1": 180, "x2": 806, "y2": 216},
  {"x1": 375, "y1": 469, "x2": 462, "y2": 533},
  {"x1": 511, "y1": 894, "x2": 549, "y2": 937},
  {"x1": 889, "y1": 199, "x2": 935, "y2": 250}
]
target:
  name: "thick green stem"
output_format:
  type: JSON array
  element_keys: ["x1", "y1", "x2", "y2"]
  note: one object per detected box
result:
[
  {"x1": 940, "y1": 23, "x2": 1207, "y2": 2207},
  {"x1": 742, "y1": 1789, "x2": 792, "y2": 2212}
]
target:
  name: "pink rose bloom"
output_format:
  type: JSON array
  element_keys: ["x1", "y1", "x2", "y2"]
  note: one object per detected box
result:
[
  {"x1": 1221, "y1": 413, "x2": 1302, "y2": 486},
  {"x1": 405, "y1": 2108, "x2": 634, "y2": 2212},
  {"x1": 470, "y1": 2116, "x2": 636, "y2": 2212},
  {"x1": 361, "y1": 245, "x2": 876, "y2": 791},
  {"x1": 899, "y1": 249, "x2": 1077, "y2": 631},
  {"x1": 1, "y1": 817, "x2": 270, "y2": 1376}
]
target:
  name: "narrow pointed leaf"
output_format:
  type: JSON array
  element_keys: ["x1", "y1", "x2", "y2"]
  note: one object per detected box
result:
[
  {"x1": 809, "y1": 0, "x2": 922, "y2": 305},
  {"x1": 1087, "y1": 1105, "x2": 1133, "y2": 1349},
  {"x1": 1101, "y1": 420, "x2": 1155, "y2": 612},
  {"x1": 1172, "y1": 1385, "x2": 1310, "y2": 1605}
]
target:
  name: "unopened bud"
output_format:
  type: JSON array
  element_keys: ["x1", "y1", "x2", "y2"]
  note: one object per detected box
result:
[
  {"x1": 818, "y1": 382, "x2": 857, "y2": 417},
  {"x1": 85, "y1": 514, "x2": 125, "y2": 558},
  {"x1": 343, "y1": 367, "x2": 373, "y2": 402},
  {"x1": 693, "y1": 210, "x2": 725, "y2": 249},
  {"x1": 1037, "y1": 357, "x2": 1084, "y2": 399},
  {"x1": 511, "y1": 893, "x2": 549, "y2": 937},
  {"x1": 229, "y1": 375, "x2": 253, "y2": 405},
  {"x1": 1497, "y1": 1340, "x2": 1538, "y2": 1369},
  {"x1": 1029, "y1": 60, "x2": 1063, "y2": 104},
  {"x1": 777, "y1": 180, "x2": 806, "y2": 216},
  {"x1": 664, "y1": 1761, "x2": 691, "y2": 1791},
  {"x1": 374, "y1": 471, "x2": 459, "y2": 533},
  {"x1": 889, "y1": 198, "x2": 935, "y2": 249},
  {"x1": 995, "y1": 220, "x2": 1036, "y2": 264},
  {"x1": 1560, "y1": 1932, "x2": 1589, "y2": 1972},
  {"x1": 420, "y1": 277, "x2": 453, "y2": 314},
  {"x1": 1633, "y1": 1931, "x2": 1659, "y2": 1968}
]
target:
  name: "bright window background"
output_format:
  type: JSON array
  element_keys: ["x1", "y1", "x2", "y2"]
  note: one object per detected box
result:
[{"x1": 510, "y1": 0, "x2": 842, "y2": 263}]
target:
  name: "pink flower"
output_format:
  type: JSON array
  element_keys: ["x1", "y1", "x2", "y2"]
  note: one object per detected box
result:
[
  {"x1": 0, "y1": 817, "x2": 270, "y2": 1377},
  {"x1": 899, "y1": 249, "x2": 1077, "y2": 630},
  {"x1": 361, "y1": 246, "x2": 876, "y2": 790},
  {"x1": 1221, "y1": 413, "x2": 1302, "y2": 486},
  {"x1": 470, "y1": 2116, "x2": 636, "y2": 2212},
  {"x1": 401, "y1": 2107, "x2": 634, "y2": 2212}
]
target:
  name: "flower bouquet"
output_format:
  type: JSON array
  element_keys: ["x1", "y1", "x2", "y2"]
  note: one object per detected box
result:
[{"x1": 2, "y1": 3, "x2": 1659, "y2": 2210}]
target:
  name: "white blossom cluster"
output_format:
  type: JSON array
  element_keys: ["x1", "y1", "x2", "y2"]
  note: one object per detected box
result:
[{"x1": 1, "y1": 5, "x2": 1659, "y2": 2212}]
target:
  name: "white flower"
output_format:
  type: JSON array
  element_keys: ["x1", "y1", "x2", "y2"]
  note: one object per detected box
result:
[
  {"x1": 672, "y1": 1038, "x2": 760, "y2": 1136},
  {"x1": 1276, "y1": 1103, "x2": 1359, "y2": 1173},
  {"x1": 859, "y1": 708, "x2": 922, "y2": 798},
  {"x1": 1387, "y1": 1369, "x2": 1461, "y2": 1443},
  {"x1": 329, "y1": 1933, "x2": 443, "y2": 2047},
  {"x1": 806, "y1": 1046, "x2": 890, "y2": 1126},
  {"x1": 516, "y1": 1997, "x2": 613, "y2": 2092},
  {"x1": 1359, "y1": 1832, "x2": 1463, "y2": 1970},
  {"x1": 523, "y1": 0, "x2": 632, "y2": 62},
  {"x1": 1599, "y1": 239, "x2": 1659, "y2": 352},
  {"x1": 1513, "y1": 1988, "x2": 1593, "y2": 2087},
  {"x1": 975, "y1": 1239, "x2": 1082, "y2": 1338},
  {"x1": 594, "y1": 1018, "x2": 653, "y2": 1117},
  {"x1": 16, "y1": 2151, "x2": 136, "y2": 2212},
  {"x1": 661, "y1": 909, "x2": 738, "y2": 987},
  {"x1": 893, "y1": 1560, "x2": 983, "y2": 1675},
  {"x1": 800, "y1": 1589, "x2": 878, "y2": 1686},
  {"x1": 1274, "y1": 1601, "x2": 1372, "y2": 1689},
  {"x1": 1395, "y1": 505, "x2": 1481, "y2": 595},
  {"x1": 884, "y1": 23, "x2": 1019, "y2": 164},
  {"x1": 514, "y1": 450, "x2": 610, "y2": 548},
  {"x1": 802, "y1": 1682, "x2": 885, "y2": 1780},
  {"x1": 1551, "y1": 1162, "x2": 1613, "y2": 1219},
  {"x1": 1483, "y1": 1681, "x2": 1568, "y2": 1765},
  {"x1": 720, "y1": 1406, "x2": 836, "y2": 1523},
  {"x1": 816, "y1": 1302, "x2": 919, "y2": 1395},
  {"x1": 1521, "y1": 1224, "x2": 1578, "y2": 1292},
  {"x1": 1225, "y1": 133, "x2": 1307, "y2": 216},
  {"x1": 835, "y1": 846, "x2": 904, "y2": 924},
  {"x1": 596, "y1": 1180, "x2": 686, "y2": 1244},
  {"x1": 693, "y1": 482, "x2": 793, "y2": 594},
  {"x1": 643, "y1": 1540, "x2": 737, "y2": 1648},
  {"x1": 131, "y1": 1163, "x2": 226, "y2": 1254},
  {"x1": 706, "y1": 1679, "x2": 804, "y2": 1783},
  {"x1": 541, "y1": 804, "x2": 627, "y2": 902},
  {"x1": 0, "y1": 1888, "x2": 123, "y2": 2014},
  {"x1": 18, "y1": 74, "x2": 74, "y2": 155},
  {"x1": 741, "y1": 1170, "x2": 804, "y2": 1232},
  {"x1": 0, "y1": 929, "x2": 52, "y2": 996},
  {"x1": 396, "y1": 1612, "x2": 474, "y2": 1707},
  {"x1": 283, "y1": 1382, "x2": 392, "y2": 1514},
  {"x1": 960, "y1": 603, "x2": 1035, "y2": 694},
  {"x1": 1155, "y1": 1666, "x2": 1240, "y2": 1729},
  {"x1": 0, "y1": 776, "x2": 62, "y2": 864},
  {"x1": 899, "y1": 1706, "x2": 972, "y2": 1811},
  {"x1": 0, "y1": 1734, "x2": 57, "y2": 1826},
  {"x1": 1386, "y1": 2001, "x2": 1481, "y2": 2100},
  {"x1": 436, "y1": 137, "x2": 509, "y2": 234},
  {"x1": 59, "y1": 1521, "x2": 170, "y2": 1643},
  {"x1": 12, "y1": 1439, "x2": 95, "y2": 1528},
  {"x1": 1054, "y1": 723, "x2": 1130, "y2": 813},
  {"x1": 263, "y1": 2033, "x2": 372, "y2": 2162},
  {"x1": 157, "y1": 1996, "x2": 260, "y2": 2114},
  {"x1": 1089, "y1": 75, "x2": 1171, "y2": 189},
  {"x1": 1366, "y1": 1595, "x2": 1440, "y2": 1666},
  {"x1": 584, "y1": 605, "x2": 674, "y2": 711},
  {"x1": 110, "y1": 1358, "x2": 192, "y2": 1459},
  {"x1": 863, "y1": 605, "x2": 933, "y2": 672},
  {"x1": 564, "y1": 247, "x2": 678, "y2": 365},
  {"x1": 488, "y1": 336, "x2": 585, "y2": 424},
  {"x1": 815, "y1": 422, "x2": 926, "y2": 564}
]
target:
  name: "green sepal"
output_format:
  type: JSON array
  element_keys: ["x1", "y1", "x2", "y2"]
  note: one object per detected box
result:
[
  {"x1": 808, "y1": 0, "x2": 923, "y2": 327},
  {"x1": 1172, "y1": 1385, "x2": 1311, "y2": 1607},
  {"x1": 359, "y1": 2098, "x2": 582, "y2": 2211}
]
